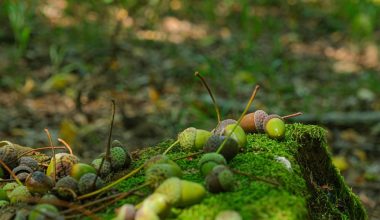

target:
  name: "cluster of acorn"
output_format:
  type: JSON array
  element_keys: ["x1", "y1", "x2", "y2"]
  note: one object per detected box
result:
[{"x1": 0, "y1": 140, "x2": 133, "y2": 219}]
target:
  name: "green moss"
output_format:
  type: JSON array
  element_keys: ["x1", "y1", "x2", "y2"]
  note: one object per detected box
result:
[{"x1": 99, "y1": 124, "x2": 366, "y2": 220}]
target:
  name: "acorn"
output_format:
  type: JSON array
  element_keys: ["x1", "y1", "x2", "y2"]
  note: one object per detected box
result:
[
  {"x1": 155, "y1": 177, "x2": 206, "y2": 207},
  {"x1": 114, "y1": 204, "x2": 136, "y2": 220},
  {"x1": 46, "y1": 153, "x2": 79, "y2": 180},
  {"x1": 78, "y1": 173, "x2": 104, "y2": 195},
  {"x1": 19, "y1": 157, "x2": 39, "y2": 171},
  {"x1": 12, "y1": 165, "x2": 33, "y2": 182},
  {"x1": 91, "y1": 158, "x2": 111, "y2": 177},
  {"x1": 263, "y1": 114, "x2": 285, "y2": 140},
  {"x1": 144, "y1": 155, "x2": 177, "y2": 170},
  {"x1": 205, "y1": 165, "x2": 234, "y2": 193},
  {"x1": 2, "y1": 182, "x2": 19, "y2": 196},
  {"x1": 240, "y1": 110, "x2": 268, "y2": 133},
  {"x1": 8, "y1": 185, "x2": 32, "y2": 203},
  {"x1": 135, "y1": 206, "x2": 160, "y2": 220},
  {"x1": 203, "y1": 135, "x2": 239, "y2": 161},
  {"x1": 178, "y1": 127, "x2": 212, "y2": 151},
  {"x1": 215, "y1": 210, "x2": 242, "y2": 220},
  {"x1": 28, "y1": 204, "x2": 63, "y2": 220},
  {"x1": 0, "y1": 200, "x2": 9, "y2": 208},
  {"x1": 110, "y1": 147, "x2": 127, "y2": 170},
  {"x1": 141, "y1": 193, "x2": 170, "y2": 217},
  {"x1": 111, "y1": 140, "x2": 133, "y2": 164},
  {"x1": 53, "y1": 176, "x2": 79, "y2": 200},
  {"x1": 145, "y1": 163, "x2": 182, "y2": 188},
  {"x1": 70, "y1": 163, "x2": 97, "y2": 180},
  {"x1": 40, "y1": 194, "x2": 60, "y2": 204},
  {"x1": 198, "y1": 153, "x2": 227, "y2": 177},
  {"x1": 25, "y1": 171, "x2": 54, "y2": 194},
  {"x1": 222, "y1": 123, "x2": 247, "y2": 148}
]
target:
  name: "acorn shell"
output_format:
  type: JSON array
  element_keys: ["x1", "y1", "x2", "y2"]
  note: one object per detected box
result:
[
  {"x1": 145, "y1": 163, "x2": 182, "y2": 188},
  {"x1": 155, "y1": 177, "x2": 206, "y2": 207},
  {"x1": 223, "y1": 124, "x2": 247, "y2": 148},
  {"x1": 70, "y1": 163, "x2": 97, "y2": 180},
  {"x1": 213, "y1": 119, "x2": 237, "y2": 136},
  {"x1": 46, "y1": 153, "x2": 79, "y2": 180},
  {"x1": 198, "y1": 153, "x2": 227, "y2": 177},
  {"x1": 203, "y1": 135, "x2": 239, "y2": 161},
  {"x1": 91, "y1": 158, "x2": 111, "y2": 177},
  {"x1": 205, "y1": 165, "x2": 234, "y2": 193},
  {"x1": 78, "y1": 173, "x2": 104, "y2": 195},
  {"x1": 25, "y1": 171, "x2": 54, "y2": 194},
  {"x1": 54, "y1": 176, "x2": 79, "y2": 200}
]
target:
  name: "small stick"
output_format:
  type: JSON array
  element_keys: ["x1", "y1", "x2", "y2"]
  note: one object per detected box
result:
[
  {"x1": 163, "y1": 140, "x2": 179, "y2": 155},
  {"x1": 93, "y1": 100, "x2": 116, "y2": 189},
  {"x1": 57, "y1": 138, "x2": 74, "y2": 155},
  {"x1": 282, "y1": 112, "x2": 303, "y2": 120},
  {"x1": 195, "y1": 72, "x2": 221, "y2": 123},
  {"x1": 217, "y1": 85, "x2": 260, "y2": 153},
  {"x1": 44, "y1": 128, "x2": 56, "y2": 183},
  {"x1": 0, "y1": 159, "x2": 22, "y2": 185}
]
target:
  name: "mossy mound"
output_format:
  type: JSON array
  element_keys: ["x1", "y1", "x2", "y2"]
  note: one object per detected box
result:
[{"x1": 103, "y1": 124, "x2": 366, "y2": 220}]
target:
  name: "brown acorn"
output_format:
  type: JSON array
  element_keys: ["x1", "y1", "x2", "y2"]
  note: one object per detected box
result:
[
  {"x1": 203, "y1": 135, "x2": 239, "y2": 161},
  {"x1": 25, "y1": 171, "x2": 54, "y2": 194},
  {"x1": 205, "y1": 165, "x2": 234, "y2": 193},
  {"x1": 240, "y1": 110, "x2": 268, "y2": 133}
]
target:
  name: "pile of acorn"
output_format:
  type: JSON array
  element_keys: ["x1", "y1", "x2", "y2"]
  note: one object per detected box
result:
[{"x1": 0, "y1": 73, "x2": 301, "y2": 220}]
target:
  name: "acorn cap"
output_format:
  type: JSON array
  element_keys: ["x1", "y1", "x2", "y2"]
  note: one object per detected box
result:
[
  {"x1": 145, "y1": 163, "x2": 182, "y2": 188},
  {"x1": 178, "y1": 127, "x2": 197, "y2": 150},
  {"x1": 223, "y1": 124, "x2": 247, "y2": 148},
  {"x1": 203, "y1": 135, "x2": 239, "y2": 161},
  {"x1": 213, "y1": 119, "x2": 237, "y2": 136},
  {"x1": 91, "y1": 158, "x2": 111, "y2": 177},
  {"x1": 198, "y1": 153, "x2": 227, "y2": 177},
  {"x1": 111, "y1": 140, "x2": 132, "y2": 168},
  {"x1": 205, "y1": 165, "x2": 234, "y2": 193},
  {"x1": 110, "y1": 147, "x2": 127, "y2": 170},
  {"x1": 18, "y1": 157, "x2": 38, "y2": 171},
  {"x1": 25, "y1": 171, "x2": 54, "y2": 194},
  {"x1": 12, "y1": 165, "x2": 33, "y2": 175},
  {"x1": 54, "y1": 176, "x2": 79, "y2": 200},
  {"x1": 254, "y1": 110, "x2": 268, "y2": 133},
  {"x1": 240, "y1": 113, "x2": 256, "y2": 133},
  {"x1": 70, "y1": 163, "x2": 97, "y2": 180},
  {"x1": 78, "y1": 173, "x2": 104, "y2": 195}
]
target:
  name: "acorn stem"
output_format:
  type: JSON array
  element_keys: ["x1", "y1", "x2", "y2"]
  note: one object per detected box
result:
[
  {"x1": 77, "y1": 164, "x2": 145, "y2": 200},
  {"x1": 163, "y1": 140, "x2": 180, "y2": 155},
  {"x1": 231, "y1": 169, "x2": 280, "y2": 186},
  {"x1": 217, "y1": 85, "x2": 260, "y2": 153},
  {"x1": 44, "y1": 128, "x2": 56, "y2": 183},
  {"x1": 93, "y1": 100, "x2": 116, "y2": 189},
  {"x1": 57, "y1": 138, "x2": 74, "y2": 155},
  {"x1": 0, "y1": 159, "x2": 22, "y2": 185},
  {"x1": 195, "y1": 72, "x2": 221, "y2": 123},
  {"x1": 282, "y1": 112, "x2": 303, "y2": 120}
]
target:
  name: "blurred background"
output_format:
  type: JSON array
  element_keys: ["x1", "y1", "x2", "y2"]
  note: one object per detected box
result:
[{"x1": 0, "y1": 0, "x2": 379, "y2": 218}]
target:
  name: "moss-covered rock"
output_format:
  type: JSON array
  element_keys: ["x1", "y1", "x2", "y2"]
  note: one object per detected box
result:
[{"x1": 102, "y1": 124, "x2": 366, "y2": 220}]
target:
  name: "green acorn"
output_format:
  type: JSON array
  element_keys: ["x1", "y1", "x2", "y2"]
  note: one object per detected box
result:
[
  {"x1": 198, "y1": 153, "x2": 227, "y2": 177},
  {"x1": 110, "y1": 147, "x2": 127, "y2": 170},
  {"x1": 78, "y1": 173, "x2": 104, "y2": 195},
  {"x1": 0, "y1": 189, "x2": 9, "y2": 201},
  {"x1": 25, "y1": 171, "x2": 54, "y2": 194},
  {"x1": 203, "y1": 135, "x2": 239, "y2": 161},
  {"x1": 111, "y1": 140, "x2": 132, "y2": 168},
  {"x1": 9, "y1": 185, "x2": 32, "y2": 203},
  {"x1": 91, "y1": 158, "x2": 111, "y2": 177},
  {"x1": 263, "y1": 114, "x2": 285, "y2": 140},
  {"x1": 46, "y1": 153, "x2": 79, "y2": 180},
  {"x1": 145, "y1": 163, "x2": 182, "y2": 188},
  {"x1": 28, "y1": 204, "x2": 63, "y2": 220},
  {"x1": 205, "y1": 165, "x2": 234, "y2": 193},
  {"x1": 141, "y1": 193, "x2": 170, "y2": 217},
  {"x1": 213, "y1": 119, "x2": 237, "y2": 135},
  {"x1": 155, "y1": 177, "x2": 206, "y2": 207},
  {"x1": 135, "y1": 206, "x2": 160, "y2": 220},
  {"x1": 114, "y1": 204, "x2": 136, "y2": 220},
  {"x1": 178, "y1": 127, "x2": 212, "y2": 151},
  {"x1": 70, "y1": 163, "x2": 97, "y2": 180},
  {"x1": 53, "y1": 176, "x2": 79, "y2": 200},
  {"x1": 223, "y1": 123, "x2": 247, "y2": 148}
]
